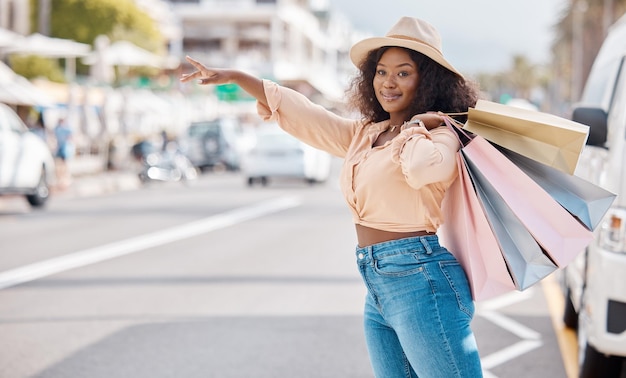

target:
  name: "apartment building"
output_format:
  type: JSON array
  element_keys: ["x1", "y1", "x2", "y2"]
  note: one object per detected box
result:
[{"x1": 168, "y1": 0, "x2": 359, "y2": 105}]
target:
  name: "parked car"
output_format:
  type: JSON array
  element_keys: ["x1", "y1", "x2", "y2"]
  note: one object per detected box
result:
[
  {"x1": 563, "y1": 12, "x2": 626, "y2": 378},
  {"x1": 179, "y1": 118, "x2": 242, "y2": 172},
  {"x1": 241, "y1": 124, "x2": 331, "y2": 186},
  {"x1": 0, "y1": 103, "x2": 55, "y2": 207}
]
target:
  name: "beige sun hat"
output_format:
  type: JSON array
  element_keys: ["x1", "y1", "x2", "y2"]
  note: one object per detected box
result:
[{"x1": 349, "y1": 17, "x2": 462, "y2": 77}]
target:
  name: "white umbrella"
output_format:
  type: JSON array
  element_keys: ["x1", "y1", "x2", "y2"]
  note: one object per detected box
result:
[
  {"x1": 4, "y1": 33, "x2": 91, "y2": 81},
  {"x1": 84, "y1": 40, "x2": 180, "y2": 72},
  {"x1": 83, "y1": 40, "x2": 166, "y2": 68},
  {"x1": 3, "y1": 33, "x2": 90, "y2": 58},
  {"x1": 0, "y1": 28, "x2": 25, "y2": 50},
  {"x1": 0, "y1": 62, "x2": 54, "y2": 107}
]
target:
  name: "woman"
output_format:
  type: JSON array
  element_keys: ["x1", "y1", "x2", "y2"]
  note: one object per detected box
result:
[{"x1": 181, "y1": 16, "x2": 483, "y2": 378}]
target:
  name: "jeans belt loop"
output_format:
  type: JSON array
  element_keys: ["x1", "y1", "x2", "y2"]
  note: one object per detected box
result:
[{"x1": 420, "y1": 237, "x2": 433, "y2": 255}]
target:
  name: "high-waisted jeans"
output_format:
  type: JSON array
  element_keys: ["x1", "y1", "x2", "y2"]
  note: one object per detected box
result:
[{"x1": 356, "y1": 235, "x2": 483, "y2": 378}]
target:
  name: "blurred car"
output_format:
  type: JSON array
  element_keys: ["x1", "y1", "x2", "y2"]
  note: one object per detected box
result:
[
  {"x1": 241, "y1": 125, "x2": 331, "y2": 186},
  {"x1": 0, "y1": 103, "x2": 55, "y2": 207},
  {"x1": 179, "y1": 118, "x2": 242, "y2": 172}
]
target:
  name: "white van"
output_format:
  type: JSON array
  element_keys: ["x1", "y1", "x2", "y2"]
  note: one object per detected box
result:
[{"x1": 564, "y1": 13, "x2": 626, "y2": 378}]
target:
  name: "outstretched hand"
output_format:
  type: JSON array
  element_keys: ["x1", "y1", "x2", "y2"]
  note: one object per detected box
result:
[
  {"x1": 179, "y1": 55, "x2": 268, "y2": 106},
  {"x1": 180, "y1": 56, "x2": 231, "y2": 85}
]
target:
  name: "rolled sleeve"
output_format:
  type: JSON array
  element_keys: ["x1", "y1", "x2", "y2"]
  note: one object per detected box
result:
[
  {"x1": 255, "y1": 80, "x2": 357, "y2": 158},
  {"x1": 256, "y1": 80, "x2": 281, "y2": 121},
  {"x1": 391, "y1": 126, "x2": 460, "y2": 189}
]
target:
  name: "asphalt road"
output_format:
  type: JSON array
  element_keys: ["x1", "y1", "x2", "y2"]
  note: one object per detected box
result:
[{"x1": 0, "y1": 168, "x2": 570, "y2": 378}]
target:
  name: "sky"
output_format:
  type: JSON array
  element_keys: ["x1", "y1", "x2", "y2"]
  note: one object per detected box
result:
[{"x1": 325, "y1": 0, "x2": 568, "y2": 75}]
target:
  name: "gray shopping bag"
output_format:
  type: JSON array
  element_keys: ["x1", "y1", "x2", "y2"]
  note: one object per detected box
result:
[
  {"x1": 463, "y1": 154, "x2": 558, "y2": 290},
  {"x1": 496, "y1": 145, "x2": 616, "y2": 231}
]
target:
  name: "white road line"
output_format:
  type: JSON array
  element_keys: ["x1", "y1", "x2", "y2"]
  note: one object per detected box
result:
[
  {"x1": 478, "y1": 288, "x2": 535, "y2": 311},
  {"x1": 482, "y1": 370, "x2": 499, "y2": 378},
  {"x1": 0, "y1": 196, "x2": 302, "y2": 290},
  {"x1": 481, "y1": 339, "x2": 543, "y2": 370},
  {"x1": 480, "y1": 310, "x2": 542, "y2": 340}
]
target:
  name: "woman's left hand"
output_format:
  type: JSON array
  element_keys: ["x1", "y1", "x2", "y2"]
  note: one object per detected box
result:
[
  {"x1": 180, "y1": 56, "x2": 233, "y2": 85},
  {"x1": 407, "y1": 113, "x2": 444, "y2": 130}
]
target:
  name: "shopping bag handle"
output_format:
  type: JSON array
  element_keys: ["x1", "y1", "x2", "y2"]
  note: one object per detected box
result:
[{"x1": 440, "y1": 113, "x2": 473, "y2": 146}]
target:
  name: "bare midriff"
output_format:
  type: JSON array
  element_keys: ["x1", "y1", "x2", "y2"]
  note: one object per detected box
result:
[{"x1": 355, "y1": 224, "x2": 435, "y2": 248}]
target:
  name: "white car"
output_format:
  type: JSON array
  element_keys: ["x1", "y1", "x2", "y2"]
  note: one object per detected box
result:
[
  {"x1": 0, "y1": 103, "x2": 56, "y2": 207},
  {"x1": 564, "y1": 13, "x2": 626, "y2": 378},
  {"x1": 241, "y1": 125, "x2": 331, "y2": 186}
]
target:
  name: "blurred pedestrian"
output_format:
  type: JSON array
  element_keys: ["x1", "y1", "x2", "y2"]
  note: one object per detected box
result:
[
  {"x1": 54, "y1": 117, "x2": 75, "y2": 188},
  {"x1": 181, "y1": 16, "x2": 482, "y2": 377}
]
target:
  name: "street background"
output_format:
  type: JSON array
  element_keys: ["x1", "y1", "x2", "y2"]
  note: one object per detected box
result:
[{"x1": 0, "y1": 162, "x2": 568, "y2": 378}]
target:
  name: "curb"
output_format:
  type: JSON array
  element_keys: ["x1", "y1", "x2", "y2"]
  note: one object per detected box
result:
[{"x1": 53, "y1": 171, "x2": 141, "y2": 199}]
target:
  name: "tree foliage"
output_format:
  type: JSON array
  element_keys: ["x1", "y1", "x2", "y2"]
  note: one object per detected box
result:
[
  {"x1": 24, "y1": 0, "x2": 164, "y2": 80},
  {"x1": 30, "y1": 0, "x2": 163, "y2": 50},
  {"x1": 9, "y1": 55, "x2": 65, "y2": 82},
  {"x1": 478, "y1": 0, "x2": 626, "y2": 111},
  {"x1": 551, "y1": 0, "x2": 626, "y2": 101}
]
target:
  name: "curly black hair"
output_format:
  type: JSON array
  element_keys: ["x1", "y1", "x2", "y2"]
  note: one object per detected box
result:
[{"x1": 347, "y1": 46, "x2": 480, "y2": 124}]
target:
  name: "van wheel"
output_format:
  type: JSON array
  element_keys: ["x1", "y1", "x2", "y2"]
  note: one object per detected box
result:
[
  {"x1": 580, "y1": 343, "x2": 622, "y2": 378},
  {"x1": 563, "y1": 289, "x2": 578, "y2": 330},
  {"x1": 26, "y1": 168, "x2": 50, "y2": 208}
]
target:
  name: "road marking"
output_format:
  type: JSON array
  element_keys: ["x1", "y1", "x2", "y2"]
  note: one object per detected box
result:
[
  {"x1": 478, "y1": 289, "x2": 535, "y2": 311},
  {"x1": 476, "y1": 276, "x2": 576, "y2": 377},
  {"x1": 0, "y1": 196, "x2": 302, "y2": 290},
  {"x1": 481, "y1": 339, "x2": 543, "y2": 370},
  {"x1": 476, "y1": 287, "x2": 544, "y2": 376},
  {"x1": 480, "y1": 310, "x2": 541, "y2": 340},
  {"x1": 541, "y1": 273, "x2": 579, "y2": 378}
]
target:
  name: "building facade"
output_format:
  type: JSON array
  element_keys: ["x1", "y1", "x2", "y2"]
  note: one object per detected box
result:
[
  {"x1": 0, "y1": 0, "x2": 29, "y2": 35},
  {"x1": 167, "y1": 0, "x2": 360, "y2": 105}
]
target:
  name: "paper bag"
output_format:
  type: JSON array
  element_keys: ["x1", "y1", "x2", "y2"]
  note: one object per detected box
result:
[{"x1": 463, "y1": 100, "x2": 589, "y2": 175}]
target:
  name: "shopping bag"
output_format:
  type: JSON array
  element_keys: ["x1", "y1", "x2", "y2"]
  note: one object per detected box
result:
[
  {"x1": 462, "y1": 153, "x2": 558, "y2": 290},
  {"x1": 447, "y1": 118, "x2": 594, "y2": 268},
  {"x1": 463, "y1": 100, "x2": 589, "y2": 175},
  {"x1": 496, "y1": 145, "x2": 616, "y2": 231},
  {"x1": 439, "y1": 154, "x2": 516, "y2": 301}
]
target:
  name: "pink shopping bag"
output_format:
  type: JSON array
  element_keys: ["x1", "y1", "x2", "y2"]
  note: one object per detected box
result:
[
  {"x1": 443, "y1": 116, "x2": 594, "y2": 268},
  {"x1": 439, "y1": 153, "x2": 516, "y2": 301}
]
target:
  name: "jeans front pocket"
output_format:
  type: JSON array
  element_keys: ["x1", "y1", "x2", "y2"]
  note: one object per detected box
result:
[{"x1": 373, "y1": 251, "x2": 424, "y2": 277}]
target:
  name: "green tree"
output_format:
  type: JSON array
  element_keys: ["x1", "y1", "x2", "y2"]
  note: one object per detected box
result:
[
  {"x1": 476, "y1": 55, "x2": 548, "y2": 106},
  {"x1": 551, "y1": 0, "x2": 626, "y2": 102},
  {"x1": 8, "y1": 55, "x2": 65, "y2": 82},
  {"x1": 509, "y1": 55, "x2": 538, "y2": 100},
  {"x1": 24, "y1": 0, "x2": 163, "y2": 80}
]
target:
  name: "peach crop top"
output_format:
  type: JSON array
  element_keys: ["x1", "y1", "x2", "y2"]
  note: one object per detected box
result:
[{"x1": 256, "y1": 80, "x2": 460, "y2": 233}]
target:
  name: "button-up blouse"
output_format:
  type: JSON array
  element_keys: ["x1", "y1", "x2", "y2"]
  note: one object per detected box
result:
[{"x1": 256, "y1": 80, "x2": 460, "y2": 233}]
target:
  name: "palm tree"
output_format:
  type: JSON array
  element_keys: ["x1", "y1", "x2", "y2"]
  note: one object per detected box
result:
[{"x1": 552, "y1": 0, "x2": 626, "y2": 102}]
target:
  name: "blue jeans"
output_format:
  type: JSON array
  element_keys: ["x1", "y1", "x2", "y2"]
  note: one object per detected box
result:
[{"x1": 356, "y1": 235, "x2": 483, "y2": 378}]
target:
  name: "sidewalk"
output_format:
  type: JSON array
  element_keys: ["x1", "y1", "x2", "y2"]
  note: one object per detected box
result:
[{"x1": 53, "y1": 154, "x2": 141, "y2": 199}]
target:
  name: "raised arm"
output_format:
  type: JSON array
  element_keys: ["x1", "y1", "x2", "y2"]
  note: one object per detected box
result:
[{"x1": 180, "y1": 56, "x2": 268, "y2": 108}]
